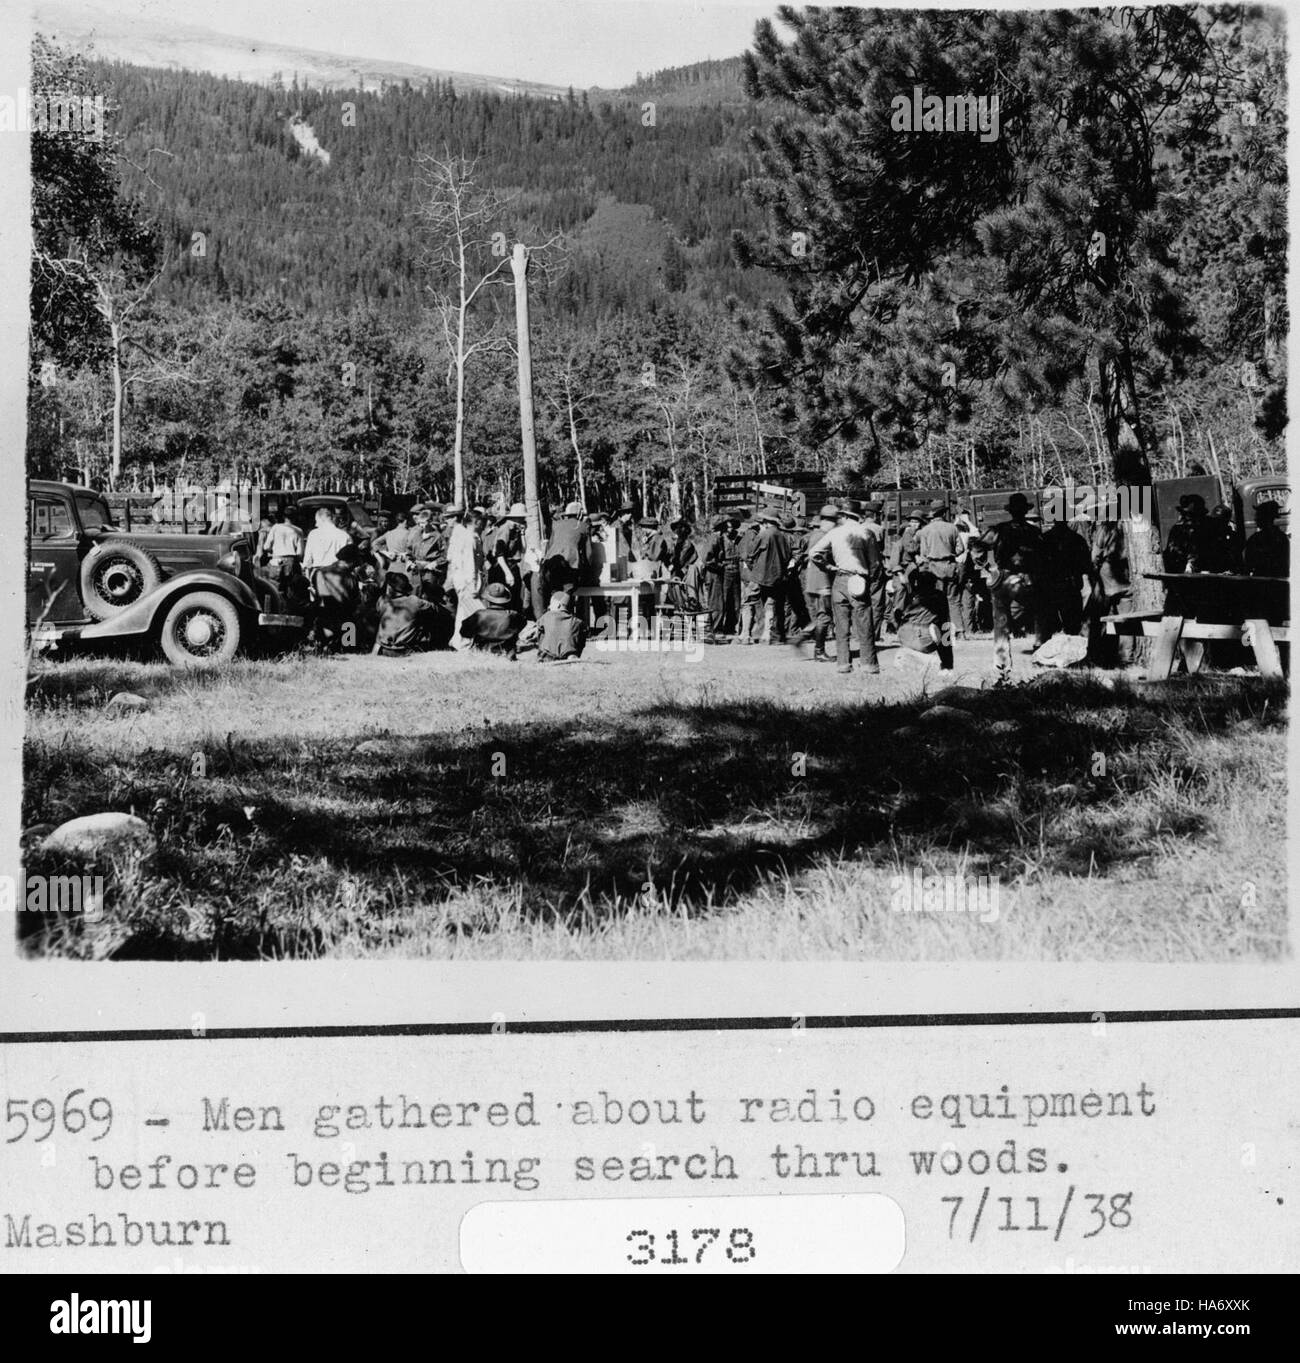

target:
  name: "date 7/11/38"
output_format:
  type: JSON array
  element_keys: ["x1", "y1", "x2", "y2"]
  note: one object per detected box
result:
[
  {"x1": 627, "y1": 1228, "x2": 756, "y2": 1266},
  {"x1": 943, "y1": 1187, "x2": 1133, "y2": 1242}
]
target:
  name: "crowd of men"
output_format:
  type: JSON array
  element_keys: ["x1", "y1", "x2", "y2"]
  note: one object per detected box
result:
[{"x1": 252, "y1": 488, "x2": 1288, "y2": 677}]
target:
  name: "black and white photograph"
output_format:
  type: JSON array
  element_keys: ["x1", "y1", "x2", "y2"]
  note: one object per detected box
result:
[{"x1": 16, "y1": 0, "x2": 1290, "y2": 965}]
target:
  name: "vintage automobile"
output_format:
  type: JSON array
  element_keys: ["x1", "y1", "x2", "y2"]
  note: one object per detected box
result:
[{"x1": 28, "y1": 480, "x2": 303, "y2": 667}]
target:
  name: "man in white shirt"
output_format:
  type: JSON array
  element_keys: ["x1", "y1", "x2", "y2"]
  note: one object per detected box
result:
[
  {"x1": 262, "y1": 509, "x2": 305, "y2": 585},
  {"x1": 302, "y1": 506, "x2": 354, "y2": 574},
  {"x1": 302, "y1": 507, "x2": 357, "y2": 651},
  {"x1": 810, "y1": 504, "x2": 882, "y2": 675}
]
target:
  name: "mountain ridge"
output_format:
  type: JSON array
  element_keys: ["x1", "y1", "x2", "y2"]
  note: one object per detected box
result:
[{"x1": 33, "y1": 0, "x2": 573, "y2": 97}]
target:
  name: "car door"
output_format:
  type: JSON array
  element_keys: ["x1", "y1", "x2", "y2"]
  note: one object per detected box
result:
[{"x1": 28, "y1": 491, "x2": 86, "y2": 625}]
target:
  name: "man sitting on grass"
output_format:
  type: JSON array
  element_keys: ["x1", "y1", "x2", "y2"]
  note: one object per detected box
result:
[
  {"x1": 458, "y1": 581, "x2": 526, "y2": 658},
  {"x1": 891, "y1": 566, "x2": 955, "y2": 673},
  {"x1": 536, "y1": 590, "x2": 588, "y2": 662},
  {"x1": 371, "y1": 572, "x2": 452, "y2": 657}
]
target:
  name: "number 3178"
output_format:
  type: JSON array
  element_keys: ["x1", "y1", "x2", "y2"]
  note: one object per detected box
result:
[{"x1": 626, "y1": 1227, "x2": 755, "y2": 1266}]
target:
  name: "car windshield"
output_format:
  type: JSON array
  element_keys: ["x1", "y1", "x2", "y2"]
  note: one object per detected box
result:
[{"x1": 75, "y1": 493, "x2": 116, "y2": 530}]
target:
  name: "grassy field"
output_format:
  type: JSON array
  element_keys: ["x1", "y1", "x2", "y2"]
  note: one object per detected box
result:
[{"x1": 20, "y1": 636, "x2": 1289, "y2": 961}]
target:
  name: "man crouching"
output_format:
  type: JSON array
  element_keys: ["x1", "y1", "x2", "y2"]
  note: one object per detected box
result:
[{"x1": 371, "y1": 572, "x2": 453, "y2": 657}]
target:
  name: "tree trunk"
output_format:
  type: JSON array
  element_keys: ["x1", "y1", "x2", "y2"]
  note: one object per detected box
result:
[
  {"x1": 511, "y1": 243, "x2": 543, "y2": 560},
  {"x1": 109, "y1": 319, "x2": 124, "y2": 488},
  {"x1": 565, "y1": 383, "x2": 586, "y2": 509},
  {"x1": 1098, "y1": 350, "x2": 1160, "y2": 658}
]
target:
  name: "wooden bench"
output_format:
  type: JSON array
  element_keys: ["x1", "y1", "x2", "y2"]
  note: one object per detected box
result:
[{"x1": 1102, "y1": 612, "x2": 1290, "y2": 681}]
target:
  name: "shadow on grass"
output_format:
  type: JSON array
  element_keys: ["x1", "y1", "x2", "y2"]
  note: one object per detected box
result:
[{"x1": 20, "y1": 671, "x2": 1287, "y2": 958}]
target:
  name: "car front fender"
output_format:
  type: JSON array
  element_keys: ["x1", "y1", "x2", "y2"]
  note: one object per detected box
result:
[{"x1": 79, "y1": 570, "x2": 260, "y2": 640}]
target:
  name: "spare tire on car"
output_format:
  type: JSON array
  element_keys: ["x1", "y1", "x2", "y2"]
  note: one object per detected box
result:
[{"x1": 80, "y1": 541, "x2": 164, "y2": 620}]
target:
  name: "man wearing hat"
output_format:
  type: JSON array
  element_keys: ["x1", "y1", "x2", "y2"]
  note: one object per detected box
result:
[
  {"x1": 972, "y1": 492, "x2": 1044, "y2": 680},
  {"x1": 404, "y1": 502, "x2": 450, "y2": 601},
  {"x1": 485, "y1": 502, "x2": 528, "y2": 613},
  {"x1": 741, "y1": 511, "x2": 791, "y2": 644},
  {"x1": 797, "y1": 503, "x2": 840, "y2": 661},
  {"x1": 1244, "y1": 500, "x2": 1289, "y2": 579},
  {"x1": 843, "y1": 497, "x2": 888, "y2": 643},
  {"x1": 916, "y1": 499, "x2": 966, "y2": 639},
  {"x1": 541, "y1": 500, "x2": 591, "y2": 602},
  {"x1": 457, "y1": 581, "x2": 526, "y2": 658},
  {"x1": 1161, "y1": 494, "x2": 1221, "y2": 628},
  {"x1": 637, "y1": 515, "x2": 668, "y2": 568},
  {"x1": 661, "y1": 515, "x2": 702, "y2": 615},
  {"x1": 704, "y1": 514, "x2": 742, "y2": 639},
  {"x1": 888, "y1": 505, "x2": 926, "y2": 577},
  {"x1": 780, "y1": 514, "x2": 810, "y2": 636},
  {"x1": 810, "y1": 502, "x2": 881, "y2": 673}
]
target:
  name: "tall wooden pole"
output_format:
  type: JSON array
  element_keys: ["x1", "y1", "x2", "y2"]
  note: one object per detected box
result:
[{"x1": 511, "y1": 242, "x2": 543, "y2": 559}]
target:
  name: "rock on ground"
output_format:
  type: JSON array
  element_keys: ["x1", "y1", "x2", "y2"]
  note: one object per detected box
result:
[
  {"x1": 40, "y1": 813, "x2": 156, "y2": 861},
  {"x1": 105, "y1": 691, "x2": 150, "y2": 711}
]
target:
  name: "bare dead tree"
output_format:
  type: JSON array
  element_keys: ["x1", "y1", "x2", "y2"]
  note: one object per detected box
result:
[{"x1": 415, "y1": 152, "x2": 517, "y2": 508}]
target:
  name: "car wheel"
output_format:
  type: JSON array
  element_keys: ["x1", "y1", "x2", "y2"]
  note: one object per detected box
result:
[
  {"x1": 80, "y1": 542, "x2": 164, "y2": 620},
  {"x1": 158, "y1": 591, "x2": 242, "y2": 667}
]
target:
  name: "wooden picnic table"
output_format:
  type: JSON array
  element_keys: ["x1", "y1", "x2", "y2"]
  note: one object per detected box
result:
[{"x1": 1102, "y1": 572, "x2": 1290, "y2": 681}]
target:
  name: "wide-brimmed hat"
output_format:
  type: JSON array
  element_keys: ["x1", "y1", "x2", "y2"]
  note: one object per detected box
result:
[
  {"x1": 929, "y1": 499, "x2": 949, "y2": 515},
  {"x1": 842, "y1": 498, "x2": 863, "y2": 517},
  {"x1": 1257, "y1": 499, "x2": 1282, "y2": 523},
  {"x1": 482, "y1": 583, "x2": 512, "y2": 606},
  {"x1": 863, "y1": 499, "x2": 884, "y2": 514},
  {"x1": 562, "y1": 500, "x2": 583, "y2": 516},
  {"x1": 504, "y1": 502, "x2": 527, "y2": 521},
  {"x1": 1006, "y1": 493, "x2": 1032, "y2": 516},
  {"x1": 411, "y1": 501, "x2": 433, "y2": 514},
  {"x1": 818, "y1": 503, "x2": 842, "y2": 521},
  {"x1": 442, "y1": 502, "x2": 465, "y2": 518},
  {"x1": 906, "y1": 508, "x2": 927, "y2": 523}
]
